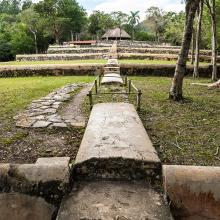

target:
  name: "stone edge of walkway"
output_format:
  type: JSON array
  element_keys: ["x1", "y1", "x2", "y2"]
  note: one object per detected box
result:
[{"x1": 0, "y1": 157, "x2": 71, "y2": 205}]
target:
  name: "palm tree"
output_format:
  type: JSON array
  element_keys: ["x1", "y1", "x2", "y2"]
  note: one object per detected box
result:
[{"x1": 128, "y1": 11, "x2": 140, "y2": 41}]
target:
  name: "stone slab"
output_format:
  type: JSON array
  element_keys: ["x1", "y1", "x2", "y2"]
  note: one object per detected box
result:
[
  {"x1": 0, "y1": 193, "x2": 55, "y2": 220},
  {"x1": 101, "y1": 73, "x2": 123, "y2": 84},
  {"x1": 57, "y1": 181, "x2": 173, "y2": 220},
  {"x1": 0, "y1": 157, "x2": 71, "y2": 204},
  {"x1": 73, "y1": 103, "x2": 161, "y2": 179},
  {"x1": 163, "y1": 165, "x2": 220, "y2": 220}
]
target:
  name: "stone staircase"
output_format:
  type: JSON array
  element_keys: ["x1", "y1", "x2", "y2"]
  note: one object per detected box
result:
[{"x1": 101, "y1": 42, "x2": 124, "y2": 85}]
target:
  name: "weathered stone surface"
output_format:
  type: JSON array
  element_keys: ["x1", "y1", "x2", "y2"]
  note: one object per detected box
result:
[
  {"x1": 101, "y1": 73, "x2": 124, "y2": 84},
  {"x1": 73, "y1": 103, "x2": 161, "y2": 180},
  {"x1": 163, "y1": 165, "x2": 220, "y2": 220},
  {"x1": 0, "y1": 157, "x2": 71, "y2": 204},
  {"x1": 16, "y1": 53, "x2": 106, "y2": 61},
  {"x1": 57, "y1": 181, "x2": 173, "y2": 220},
  {"x1": 32, "y1": 120, "x2": 52, "y2": 128},
  {"x1": 0, "y1": 193, "x2": 56, "y2": 220},
  {"x1": 51, "y1": 123, "x2": 68, "y2": 128},
  {"x1": 16, "y1": 117, "x2": 36, "y2": 127}
]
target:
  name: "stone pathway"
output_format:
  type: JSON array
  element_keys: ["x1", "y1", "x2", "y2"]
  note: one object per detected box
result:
[
  {"x1": 14, "y1": 84, "x2": 83, "y2": 128},
  {"x1": 101, "y1": 43, "x2": 124, "y2": 85},
  {"x1": 61, "y1": 84, "x2": 92, "y2": 128},
  {"x1": 57, "y1": 181, "x2": 173, "y2": 220}
]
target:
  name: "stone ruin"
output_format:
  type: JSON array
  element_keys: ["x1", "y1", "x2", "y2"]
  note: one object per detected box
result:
[
  {"x1": 15, "y1": 40, "x2": 219, "y2": 63},
  {"x1": 1, "y1": 41, "x2": 220, "y2": 220}
]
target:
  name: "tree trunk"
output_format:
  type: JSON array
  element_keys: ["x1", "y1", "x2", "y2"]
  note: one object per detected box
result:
[
  {"x1": 206, "y1": 0, "x2": 217, "y2": 81},
  {"x1": 191, "y1": 27, "x2": 196, "y2": 65},
  {"x1": 193, "y1": 0, "x2": 204, "y2": 78},
  {"x1": 29, "y1": 27, "x2": 38, "y2": 54},
  {"x1": 169, "y1": 0, "x2": 200, "y2": 101},
  {"x1": 210, "y1": 0, "x2": 217, "y2": 81},
  {"x1": 132, "y1": 24, "x2": 134, "y2": 42},
  {"x1": 71, "y1": 31, "x2": 74, "y2": 41},
  {"x1": 33, "y1": 32, "x2": 38, "y2": 54}
]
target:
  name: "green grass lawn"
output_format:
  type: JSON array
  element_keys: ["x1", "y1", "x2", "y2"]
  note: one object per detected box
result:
[
  {"x1": 0, "y1": 76, "x2": 219, "y2": 166},
  {"x1": 133, "y1": 77, "x2": 220, "y2": 166},
  {"x1": 0, "y1": 76, "x2": 94, "y2": 118},
  {"x1": 0, "y1": 59, "x2": 209, "y2": 66}
]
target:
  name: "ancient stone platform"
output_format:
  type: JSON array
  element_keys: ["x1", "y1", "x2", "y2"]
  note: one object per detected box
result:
[
  {"x1": 57, "y1": 181, "x2": 173, "y2": 220},
  {"x1": 73, "y1": 103, "x2": 161, "y2": 179}
]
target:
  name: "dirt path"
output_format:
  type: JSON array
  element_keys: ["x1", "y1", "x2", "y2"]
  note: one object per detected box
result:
[{"x1": 61, "y1": 84, "x2": 92, "y2": 127}]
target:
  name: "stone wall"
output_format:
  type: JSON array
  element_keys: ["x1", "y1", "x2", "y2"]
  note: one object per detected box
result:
[
  {"x1": 120, "y1": 64, "x2": 220, "y2": 78},
  {"x1": 16, "y1": 53, "x2": 106, "y2": 61},
  {"x1": 0, "y1": 64, "x2": 104, "y2": 77},
  {"x1": 47, "y1": 47, "x2": 110, "y2": 54},
  {"x1": 0, "y1": 64, "x2": 219, "y2": 78},
  {"x1": 118, "y1": 47, "x2": 212, "y2": 56},
  {"x1": 118, "y1": 53, "x2": 220, "y2": 62}
]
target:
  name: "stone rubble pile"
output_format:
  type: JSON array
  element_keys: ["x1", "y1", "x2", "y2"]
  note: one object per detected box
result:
[{"x1": 14, "y1": 84, "x2": 83, "y2": 128}]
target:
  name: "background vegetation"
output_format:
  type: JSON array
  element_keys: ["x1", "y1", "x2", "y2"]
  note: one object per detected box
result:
[{"x1": 0, "y1": 0, "x2": 219, "y2": 61}]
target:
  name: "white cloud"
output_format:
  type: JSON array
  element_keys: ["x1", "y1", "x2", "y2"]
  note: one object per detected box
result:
[{"x1": 93, "y1": 0, "x2": 184, "y2": 20}]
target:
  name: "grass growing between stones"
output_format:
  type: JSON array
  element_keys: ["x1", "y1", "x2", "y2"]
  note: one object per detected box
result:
[{"x1": 0, "y1": 76, "x2": 94, "y2": 163}]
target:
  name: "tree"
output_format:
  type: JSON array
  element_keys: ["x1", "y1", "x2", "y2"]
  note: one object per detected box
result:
[
  {"x1": 164, "y1": 12, "x2": 185, "y2": 45},
  {"x1": 57, "y1": 0, "x2": 87, "y2": 41},
  {"x1": 128, "y1": 11, "x2": 140, "y2": 41},
  {"x1": 20, "y1": 7, "x2": 42, "y2": 53},
  {"x1": 10, "y1": 23, "x2": 35, "y2": 54},
  {"x1": 111, "y1": 11, "x2": 128, "y2": 40},
  {"x1": 0, "y1": 0, "x2": 21, "y2": 14},
  {"x1": 145, "y1": 7, "x2": 165, "y2": 42},
  {"x1": 88, "y1": 11, "x2": 115, "y2": 39},
  {"x1": 35, "y1": 0, "x2": 86, "y2": 44},
  {"x1": 169, "y1": 0, "x2": 200, "y2": 101},
  {"x1": 205, "y1": 0, "x2": 218, "y2": 81},
  {"x1": 193, "y1": 0, "x2": 204, "y2": 77}
]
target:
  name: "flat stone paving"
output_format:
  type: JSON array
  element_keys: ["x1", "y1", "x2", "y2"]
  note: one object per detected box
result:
[
  {"x1": 57, "y1": 181, "x2": 173, "y2": 220},
  {"x1": 61, "y1": 84, "x2": 92, "y2": 127},
  {"x1": 14, "y1": 83, "x2": 84, "y2": 128},
  {"x1": 73, "y1": 103, "x2": 161, "y2": 179}
]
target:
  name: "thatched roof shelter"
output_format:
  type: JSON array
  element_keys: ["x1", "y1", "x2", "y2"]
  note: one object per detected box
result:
[{"x1": 101, "y1": 28, "x2": 131, "y2": 40}]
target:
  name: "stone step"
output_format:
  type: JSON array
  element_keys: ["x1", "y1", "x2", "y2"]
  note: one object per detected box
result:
[
  {"x1": 73, "y1": 103, "x2": 161, "y2": 180},
  {"x1": 56, "y1": 181, "x2": 173, "y2": 220},
  {"x1": 101, "y1": 73, "x2": 123, "y2": 84}
]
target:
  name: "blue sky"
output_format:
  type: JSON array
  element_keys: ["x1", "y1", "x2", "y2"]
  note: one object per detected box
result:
[{"x1": 77, "y1": 0, "x2": 185, "y2": 20}]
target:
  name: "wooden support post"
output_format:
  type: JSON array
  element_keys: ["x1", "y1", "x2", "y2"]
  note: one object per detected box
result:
[
  {"x1": 95, "y1": 79, "x2": 98, "y2": 94},
  {"x1": 98, "y1": 75, "x2": 101, "y2": 86},
  {"x1": 124, "y1": 76, "x2": 128, "y2": 86},
  {"x1": 88, "y1": 91, "x2": 93, "y2": 110},
  {"x1": 137, "y1": 90, "x2": 142, "y2": 111},
  {"x1": 128, "y1": 80, "x2": 131, "y2": 94}
]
